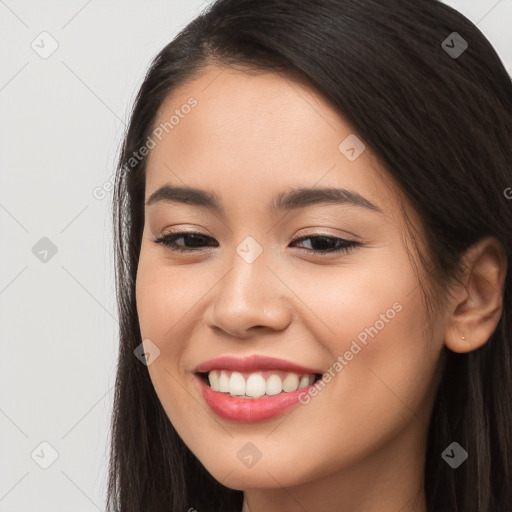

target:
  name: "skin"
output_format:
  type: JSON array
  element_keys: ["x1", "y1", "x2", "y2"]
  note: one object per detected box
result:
[{"x1": 135, "y1": 64, "x2": 507, "y2": 512}]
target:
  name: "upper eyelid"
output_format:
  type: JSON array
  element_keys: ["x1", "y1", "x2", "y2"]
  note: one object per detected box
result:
[
  {"x1": 152, "y1": 233, "x2": 360, "y2": 260},
  {"x1": 153, "y1": 230, "x2": 360, "y2": 249},
  {"x1": 154, "y1": 228, "x2": 357, "y2": 242}
]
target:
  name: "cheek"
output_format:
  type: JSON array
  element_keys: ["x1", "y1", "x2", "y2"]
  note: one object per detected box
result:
[
  {"x1": 135, "y1": 254, "x2": 209, "y2": 347},
  {"x1": 298, "y1": 246, "x2": 423, "y2": 354},
  {"x1": 135, "y1": 253, "x2": 208, "y2": 430},
  {"x1": 227, "y1": 263, "x2": 439, "y2": 485},
  {"x1": 298, "y1": 251, "x2": 438, "y2": 430},
  {"x1": 133, "y1": 237, "x2": 442, "y2": 487}
]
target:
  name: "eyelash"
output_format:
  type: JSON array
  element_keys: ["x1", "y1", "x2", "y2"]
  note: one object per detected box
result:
[{"x1": 152, "y1": 231, "x2": 360, "y2": 256}]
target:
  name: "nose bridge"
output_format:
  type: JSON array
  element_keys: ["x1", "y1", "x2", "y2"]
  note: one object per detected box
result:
[{"x1": 207, "y1": 234, "x2": 291, "y2": 336}]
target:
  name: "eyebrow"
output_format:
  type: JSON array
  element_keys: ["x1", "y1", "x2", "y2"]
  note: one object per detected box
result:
[{"x1": 145, "y1": 184, "x2": 383, "y2": 214}]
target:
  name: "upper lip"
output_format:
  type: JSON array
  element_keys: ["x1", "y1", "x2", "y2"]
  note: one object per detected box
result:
[{"x1": 194, "y1": 354, "x2": 323, "y2": 375}]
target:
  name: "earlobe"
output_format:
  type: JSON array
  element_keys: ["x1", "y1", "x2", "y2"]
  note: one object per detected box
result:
[{"x1": 444, "y1": 236, "x2": 507, "y2": 354}]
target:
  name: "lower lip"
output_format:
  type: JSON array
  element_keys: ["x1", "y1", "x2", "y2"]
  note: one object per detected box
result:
[{"x1": 194, "y1": 374, "x2": 315, "y2": 423}]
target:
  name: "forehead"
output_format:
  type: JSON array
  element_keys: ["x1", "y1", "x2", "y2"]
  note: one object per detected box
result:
[{"x1": 144, "y1": 64, "x2": 400, "y2": 220}]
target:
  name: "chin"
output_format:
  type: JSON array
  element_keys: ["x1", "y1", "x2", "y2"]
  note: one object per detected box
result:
[{"x1": 197, "y1": 446, "x2": 322, "y2": 491}]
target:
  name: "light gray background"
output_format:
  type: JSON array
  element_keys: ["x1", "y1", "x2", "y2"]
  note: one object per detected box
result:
[{"x1": 0, "y1": 1, "x2": 511, "y2": 510}]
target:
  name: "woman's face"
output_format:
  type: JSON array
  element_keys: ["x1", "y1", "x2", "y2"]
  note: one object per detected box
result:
[{"x1": 136, "y1": 64, "x2": 446, "y2": 493}]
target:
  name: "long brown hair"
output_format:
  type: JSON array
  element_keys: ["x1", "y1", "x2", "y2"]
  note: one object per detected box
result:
[{"x1": 107, "y1": 1, "x2": 512, "y2": 510}]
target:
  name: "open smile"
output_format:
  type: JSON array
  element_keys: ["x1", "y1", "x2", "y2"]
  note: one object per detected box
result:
[{"x1": 193, "y1": 355, "x2": 323, "y2": 423}]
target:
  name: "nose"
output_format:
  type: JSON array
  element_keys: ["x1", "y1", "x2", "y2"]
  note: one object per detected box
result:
[{"x1": 204, "y1": 253, "x2": 292, "y2": 339}]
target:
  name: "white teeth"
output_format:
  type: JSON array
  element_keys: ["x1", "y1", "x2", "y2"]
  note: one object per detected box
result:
[
  {"x1": 265, "y1": 374, "x2": 283, "y2": 395},
  {"x1": 218, "y1": 371, "x2": 230, "y2": 392},
  {"x1": 208, "y1": 370, "x2": 220, "y2": 391},
  {"x1": 282, "y1": 373, "x2": 300, "y2": 392},
  {"x1": 206, "y1": 370, "x2": 317, "y2": 397},
  {"x1": 246, "y1": 373, "x2": 267, "y2": 398},
  {"x1": 229, "y1": 371, "x2": 246, "y2": 396},
  {"x1": 298, "y1": 375, "x2": 310, "y2": 389}
]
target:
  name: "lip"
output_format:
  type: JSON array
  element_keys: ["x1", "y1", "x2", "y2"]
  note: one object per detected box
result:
[
  {"x1": 194, "y1": 354, "x2": 323, "y2": 375},
  {"x1": 193, "y1": 354, "x2": 323, "y2": 423},
  {"x1": 193, "y1": 373, "x2": 319, "y2": 423}
]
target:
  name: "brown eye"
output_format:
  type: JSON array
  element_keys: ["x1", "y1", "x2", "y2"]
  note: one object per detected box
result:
[
  {"x1": 289, "y1": 235, "x2": 360, "y2": 255},
  {"x1": 152, "y1": 231, "x2": 218, "y2": 253},
  {"x1": 152, "y1": 231, "x2": 360, "y2": 256}
]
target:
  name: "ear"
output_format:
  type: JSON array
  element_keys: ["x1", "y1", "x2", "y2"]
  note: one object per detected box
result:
[{"x1": 445, "y1": 236, "x2": 507, "y2": 353}]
